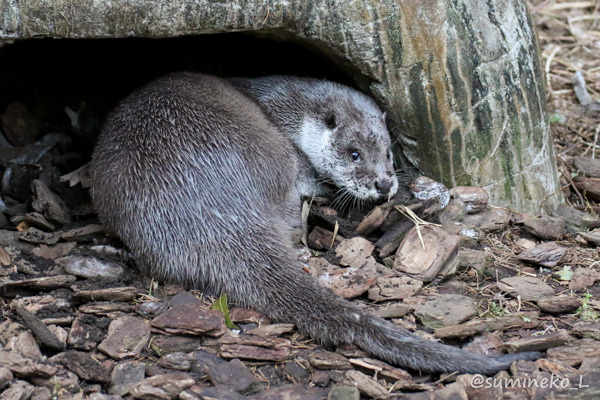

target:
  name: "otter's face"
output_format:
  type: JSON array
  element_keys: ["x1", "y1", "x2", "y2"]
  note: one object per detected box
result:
[{"x1": 299, "y1": 92, "x2": 398, "y2": 201}]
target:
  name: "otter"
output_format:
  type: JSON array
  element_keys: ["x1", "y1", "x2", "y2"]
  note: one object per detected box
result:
[{"x1": 91, "y1": 72, "x2": 540, "y2": 374}]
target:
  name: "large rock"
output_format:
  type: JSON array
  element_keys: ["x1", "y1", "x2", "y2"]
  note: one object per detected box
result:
[{"x1": 0, "y1": 0, "x2": 560, "y2": 212}]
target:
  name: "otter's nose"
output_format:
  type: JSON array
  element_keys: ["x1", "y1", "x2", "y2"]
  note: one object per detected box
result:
[{"x1": 375, "y1": 179, "x2": 393, "y2": 194}]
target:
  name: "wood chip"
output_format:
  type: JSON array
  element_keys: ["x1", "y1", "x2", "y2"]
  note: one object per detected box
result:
[
  {"x1": 497, "y1": 276, "x2": 555, "y2": 301},
  {"x1": 434, "y1": 313, "x2": 540, "y2": 339},
  {"x1": 504, "y1": 329, "x2": 572, "y2": 353},
  {"x1": 517, "y1": 242, "x2": 566, "y2": 267}
]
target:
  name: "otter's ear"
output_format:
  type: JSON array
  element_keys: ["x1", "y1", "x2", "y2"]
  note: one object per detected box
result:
[
  {"x1": 382, "y1": 111, "x2": 387, "y2": 120},
  {"x1": 325, "y1": 113, "x2": 337, "y2": 129}
]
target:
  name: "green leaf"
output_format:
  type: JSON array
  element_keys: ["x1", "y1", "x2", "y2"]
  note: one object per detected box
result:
[
  {"x1": 212, "y1": 293, "x2": 240, "y2": 330},
  {"x1": 554, "y1": 266, "x2": 573, "y2": 281},
  {"x1": 521, "y1": 316, "x2": 532, "y2": 323}
]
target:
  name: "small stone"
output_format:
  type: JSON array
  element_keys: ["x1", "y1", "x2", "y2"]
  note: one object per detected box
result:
[
  {"x1": 109, "y1": 361, "x2": 146, "y2": 396},
  {"x1": 58, "y1": 255, "x2": 124, "y2": 278},
  {"x1": 129, "y1": 374, "x2": 195, "y2": 399},
  {"x1": 150, "y1": 303, "x2": 226, "y2": 337},
  {"x1": 515, "y1": 238, "x2": 536, "y2": 250},
  {"x1": 410, "y1": 176, "x2": 450, "y2": 209},
  {"x1": 0, "y1": 102, "x2": 40, "y2": 146},
  {"x1": 497, "y1": 276, "x2": 554, "y2": 301},
  {"x1": 517, "y1": 242, "x2": 566, "y2": 267},
  {"x1": 522, "y1": 216, "x2": 567, "y2": 240},
  {"x1": 449, "y1": 186, "x2": 489, "y2": 214},
  {"x1": 367, "y1": 276, "x2": 423, "y2": 301},
  {"x1": 207, "y1": 359, "x2": 262, "y2": 394},
  {"x1": 414, "y1": 295, "x2": 477, "y2": 328},
  {"x1": 328, "y1": 385, "x2": 360, "y2": 400},
  {"x1": 438, "y1": 198, "x2": 467, "y2": 223},
  {"x1": 335, "y1": 237, "x2": 374, "y2": 268},
  {"x1": 537, "y1": 296, "x2": 582, "y2": 314},
  {"x1": 98, "y1": 316, "x2": 151, "y2": 360}
]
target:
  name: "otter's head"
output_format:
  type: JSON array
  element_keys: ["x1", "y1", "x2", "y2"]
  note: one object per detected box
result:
[
  {"x1": 231, "y1": 76, "x2": 398, "y2": 201},
  {"x1": 297, "y1": 82, "x2": 398, "y2": 201}
]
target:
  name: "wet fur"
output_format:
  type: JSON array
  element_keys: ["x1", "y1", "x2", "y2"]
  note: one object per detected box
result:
[{"x1": 91, "y1": 72, "x2": 540, "y2": 374}]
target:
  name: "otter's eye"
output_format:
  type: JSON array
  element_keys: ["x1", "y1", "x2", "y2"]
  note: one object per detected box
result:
[
  {"x1": 351, "y1": 151, "x2": 361, "y2": 162},
  {"x1": 325, "y1": 114, "x2": 337, "y2": 129}
]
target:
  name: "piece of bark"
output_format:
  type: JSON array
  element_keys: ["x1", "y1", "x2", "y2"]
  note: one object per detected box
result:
[
  {"x1": 552, "y1": 203, "x2": 598, "y2": 232},
  {"x1": 335, "y1": 237, "x2": 374, "y2": 268},
  {"x1": 578, "y1": 229, "x2": 600, "y2": 246},
  {"x1": 356, "y1": 203, "x2": 393, "y2": 236},
  {"x1": 462, "y1": 207, "x2": 511, "y2": 232},
  {"x1": 497, "y1": 276, "x2": 555, "y2": 301},
  {"x1": 14, "y1": 307, "x2": 64, "y2": 351},
  {"x1": 30, "y1": 179, "x2": 71, "y2": 226},
  {"x1": 572, "y1": 322, "x2": 600, "y2": 340},
  {"x1": 344, "y1": 370, "x2": 389, "y2": 400},
  {"x1": 573, "y1": 176, "x2": 600, "y2": 202},
  {"x1": 569, "y1": 268, "x2": 600, "y2": 291},
  {"x1": 394, "y1": 225, "x2": 461, "y2": 282},
  {"x1": 449, "y1": 186, "x2": 488, "y2": 214},
  {"x1": 109, "y1": 361, "x2": 146, "y2": 396},
  {"x1": 129, "y1": 373, "x2": 195, "y2": 399},
  {"x1": 434, "y1": 313, "x2": 540, "y2": 339},
  {"x1": 375, "y1": 219, "x2": 413, "y2": 258},
  {"x1": 220, "y1": 344, "x2": 290, "y2": 362},
  {"x1": 54, "y1": 350, "x2": 111, "y2": 383},
  {"x1": 98, "y1": 316, "x2": 151, "y2": 360},
  {"x1": 72, "y1": 287, "x2": 138, "y2": 303},
  {"x1": 414, "y1": 295, "x2": 477, "y2": 328},
  {"x1": 537, "y1": 296, "x2": 582, "y2": 314},
  {"x1": 504, "y1": 329, "x2": 572, "y2": 353},
  {"x1": 307, "y1": 226, "x2": 338, "y2": 250},
  {"x1": 151, "y1": 303, "x2": 226, "y2": 337},
  {"x1": 348, "y1": 358, "x2": 411, "y2": 383},
  {"x1": 0, "y1": 350, "x2": 59, "y2": 378},
  {"x1": 207, "y1": 359, "x2": 263, "y2": 395},
  {"x1": 248, "y1": 384, "x2": 329, "y2": 400},
  {"x1": 457, "y1": 249, "x2": 492, "y2": 274},
  {"x1": 59, "y1": 255, "x2": 124, "y2": 279},
  {"x1": 78, "y1": 302, "x2": 135, "y2": 315},
  {"x1": 517, "y1": 242, "x2": 566, "y2": 267},
  {"x1": 438, "y1": 198, "x2": 467, "y2": 223},
  {"x1": 318, "y1": 266, "x2": 376, "y2": 299},
  {"x1": 327, "y1": 386, "x2": 360, "y2": 400},
  {"x1": 68, "y1": 314, "x2": 110, "y2": 350},
  {"x1": 367, "y1": 276, "x2": 423, "y2": 301},
  {"x1": 546, "y1": 339, "x2": 600, "y2": 367},
  {"x1": 308, "y1": 350, "x2": 352, "y2": 370},
  {"x1": 522, "y1": 216, "x2": 567, "y2": 240},
  {"x1": 573, "y1": 157, "x2": 600, "y2": 178},
  {"x1": 247, "y1": 323, "x2": 295, "y2": 336},
  {"x1": 60, "y1": 224, "x2": 105, "y2": 242},
  {"x1": 18, "y1": 228, "x2": 61, "y2": 245},
  {"x1": 0, "y1": 275, "x2": 76, "y2": 292}
]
